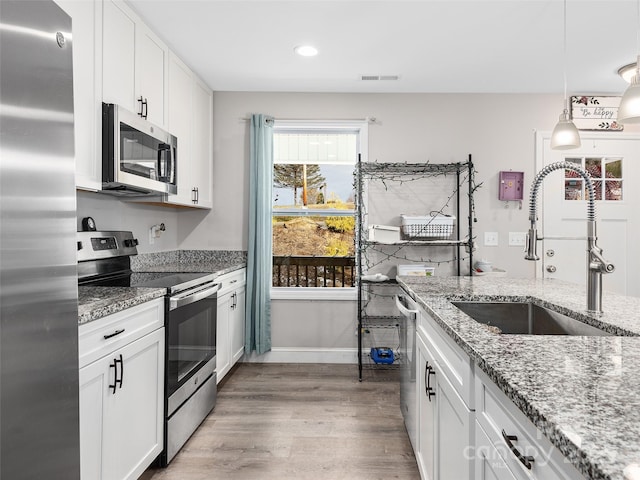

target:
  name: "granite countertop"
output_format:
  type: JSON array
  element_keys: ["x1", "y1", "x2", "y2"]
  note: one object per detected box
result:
[
  {"x1": 78, "y1": 250, "x2": 247, "y2": 325},
  {"x1": 396, "y1": 275, "x2": 640, "y2": 480},
  {"x1": 131, "y1": 250, "x2": 246, "y2": 276},
  {"x1": 132, "y1": 260, "x2": 245, "y2": 277},
  {"x1": 78, "y1": 286, "x2": 165, "y2": 325}
]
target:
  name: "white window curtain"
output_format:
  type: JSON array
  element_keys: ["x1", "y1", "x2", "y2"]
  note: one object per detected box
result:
[{"x1": 245, "y1": 114, "x2": 274, "y2": 355}]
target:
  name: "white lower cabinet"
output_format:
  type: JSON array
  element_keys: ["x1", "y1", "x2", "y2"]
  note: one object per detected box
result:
[
  {"x1": 79, "y1": 299, "x2": 164, "y2": 480},
  {"x1": 416, "y1": 331, "x2": 436, "y2": 480},
  {"x1": 474, "y1": 368, "x2": 584, "y2": 480},
  {"x1": 216, "y1": 269, "x2": 246, "y2": 382},
  {"x1": 416, "y1": 325, "x2": 473, "y2": 480},
  {"x1": 475, "y1": 421, "x2": 518, "y2": 480},
  {"x1": 410, "y1": 302, "x2": 586, "y2": 480}
]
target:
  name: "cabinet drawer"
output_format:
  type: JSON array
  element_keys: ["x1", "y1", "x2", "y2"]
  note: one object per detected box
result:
[
  {"x1": 216, "y1": 268, "x2": 246, "y2": 297},
  {"x1": 475, "y1": 368, "x2": 584, "y2": 480},
  {"x1": 79, "y1": 298, "x2": 164, "y2": 368},
  {"x1": 418, "y1": 308, "x2": 474, "y2": 409}
]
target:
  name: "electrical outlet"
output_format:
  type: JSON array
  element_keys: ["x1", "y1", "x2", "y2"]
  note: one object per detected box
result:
[
  {"x1": 484, "y1": 231, "x2": 499, "y2": 246},
  {"x1": 509, "y1": 232, "x2": 527, "y2": 247}
]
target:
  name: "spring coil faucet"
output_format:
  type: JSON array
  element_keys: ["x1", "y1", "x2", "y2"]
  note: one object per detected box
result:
[{"x1": 525, "y1": 161, "x2": 614, "y2": 313}]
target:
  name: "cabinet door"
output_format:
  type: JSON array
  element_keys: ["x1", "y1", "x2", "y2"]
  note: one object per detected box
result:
[
  {"x1": 102, "y1": 328, "x2": 164, "y2": 480},
  {"x1": 135, "y1": 22, "x2": 168, "y2": 128},
  {"x1": 475, "y1": 421, "x2": 519, "y2": 480},
  {"x1": 167, "y1": 52, "x2": 193, "y2": 205},
  {"x1": 55, "y1": 0, "x2": 102, "y2": 191},
  {"x1": 102, "y1": 0, "x2": 135, "y2": 112},
  {"x1": 435, "y1": 360, "x2": 473, "y2": 480},
  {"x1": 216, "y1": 292, "x2": 231, "y2": 382},
  {"x1": 416, "y1": 332, "x2": 435, "y2": 480},
  {"x1": 79, "y1": 353, "x2": 107, "y2": 480},
  {"x1": 230, "y1": 287, "x2": 246, "y2": 364},
  {"x1": 191, "y1": 75, "x2": 213, "y2": 208}
]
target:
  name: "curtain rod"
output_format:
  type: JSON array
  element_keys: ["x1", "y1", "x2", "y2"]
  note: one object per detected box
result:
[{"x1": 240, "y1": 116, "x2": 377, "y2": 123}]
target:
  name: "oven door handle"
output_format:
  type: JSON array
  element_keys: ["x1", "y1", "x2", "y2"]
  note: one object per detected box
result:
[{"x1": 169, "y1": 283, "x2": 221, "y2": 311}]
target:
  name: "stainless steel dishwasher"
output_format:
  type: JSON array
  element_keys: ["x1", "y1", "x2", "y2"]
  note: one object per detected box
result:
[{"x1": 396, "y1": 294, "x2": 419, "y2": 450}]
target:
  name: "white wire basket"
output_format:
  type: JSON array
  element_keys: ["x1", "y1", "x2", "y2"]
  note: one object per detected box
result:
[{"x1": 400, "y1": 214, "x2": 455, "y2": 240}]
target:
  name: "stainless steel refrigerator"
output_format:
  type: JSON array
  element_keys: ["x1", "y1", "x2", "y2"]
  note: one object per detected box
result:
[{"x1": 0, "y1": 1, "x2": 80, "y2": 479}]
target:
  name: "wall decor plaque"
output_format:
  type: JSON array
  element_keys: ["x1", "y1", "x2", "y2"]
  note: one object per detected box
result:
[{"x1": 571, "y1": 96, "x2": 623, "y2": 131}]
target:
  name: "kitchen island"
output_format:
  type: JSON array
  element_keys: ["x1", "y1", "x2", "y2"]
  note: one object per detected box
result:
[{"x1": 397, "y1": 275, "x2": 640, "y2": 480}]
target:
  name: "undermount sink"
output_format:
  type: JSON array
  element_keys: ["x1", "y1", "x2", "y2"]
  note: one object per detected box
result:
[{"x1": 451, "y1": 301, "x2": 613, "y2": 336}]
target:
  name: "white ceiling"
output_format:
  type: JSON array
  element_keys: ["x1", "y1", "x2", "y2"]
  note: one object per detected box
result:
[{"x1": 128, "y1": 0, "x2": 639, "y2": 94}]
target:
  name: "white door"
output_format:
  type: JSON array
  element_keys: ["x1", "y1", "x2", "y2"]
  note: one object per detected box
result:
[
  {"x1": 436, "y1": 363, "x2": 473, "y2": 480},
  {"x1": 536, "y1": 132, "x2": 640, "y2": 297},
  {"x1": 216, "y1": 291, "x2": 231, "y2": 382},
  {"x1": 103, "y1": 329, "x2": 164, "y2": 480},
  {"x1": 416, "y1": 332, "x2": 435, "y2": 480},
  {"x1": 231, "y1": 286, "x2": 246, "y2": 364}
]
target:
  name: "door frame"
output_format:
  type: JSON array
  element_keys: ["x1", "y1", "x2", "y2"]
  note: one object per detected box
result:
[{"x1": 533, "y1": 130, "x2": 640, "y2": 280}]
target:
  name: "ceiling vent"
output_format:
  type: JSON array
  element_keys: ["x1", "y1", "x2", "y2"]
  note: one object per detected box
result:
[{"x1": 360, "y1": 75, "x2": 400, "y2": 81}]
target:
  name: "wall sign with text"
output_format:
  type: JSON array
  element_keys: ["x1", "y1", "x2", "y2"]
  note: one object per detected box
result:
[{"x1": 571, "y1": 96, "x2": 623, "y2": 131}]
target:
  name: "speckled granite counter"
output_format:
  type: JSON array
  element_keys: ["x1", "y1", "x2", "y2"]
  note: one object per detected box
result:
[
  {"x1": 78, "y1": 286, "x2": 165, "y2": 325},
  {"x1": 78, "y1": 249, "x2": 247, "y2": 325},
  {"x1": 131, "y1": 249, "x2": 246, "y2": 277},
  {"x1": 397, "y1": 275, "x2": 640, "y2": 480}
]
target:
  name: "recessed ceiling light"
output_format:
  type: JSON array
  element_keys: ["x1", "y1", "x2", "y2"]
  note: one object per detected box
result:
[{"x1": 294, "y1": 45, "x2": 318, "y2": 57}]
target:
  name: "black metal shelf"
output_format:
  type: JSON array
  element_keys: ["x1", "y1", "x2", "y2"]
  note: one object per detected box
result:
[
  {"x1": 361, "y1": 315, "x2": 401, "y2": 328},
  {"x1": 363, "y1": 239, "x2": 472, "y2": 247},
  {"x1": 356, "y1": 155, "x2": 476, "y2": 381}
]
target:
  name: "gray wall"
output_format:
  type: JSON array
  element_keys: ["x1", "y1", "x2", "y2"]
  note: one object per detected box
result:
[{"x1": 79, "y1": 92, "x2": 638, "y2": 361}]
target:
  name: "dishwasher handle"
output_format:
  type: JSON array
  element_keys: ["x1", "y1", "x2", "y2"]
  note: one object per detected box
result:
[
  {"x1": 395, "y1": 294, "x2": 418, "y2": 320},
  {"x1": 169, "y1": 283, "x2": 221, "y2": 311}
]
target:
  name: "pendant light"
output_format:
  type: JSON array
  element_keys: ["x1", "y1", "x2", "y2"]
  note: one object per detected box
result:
[
  {"x1": 618, "y1": 0, "x2": 640, "y2": 124},
  {"x1": 551, "y1": 0, "x2": 581, "y2": 150}
]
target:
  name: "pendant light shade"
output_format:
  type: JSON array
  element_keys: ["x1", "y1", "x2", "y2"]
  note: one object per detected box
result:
[
  {"x1": 618, "y1": 57, "x2": 640, "y2": 124},
  {"x1": 551, "y1": 0, "x2": 580, "y2": 150},
  {"x1": 619, "y1": 0, "x2": 640, "y2": 124},
  {"x1": 551, "y1": 107, "x2": 581, "y2": 149}
]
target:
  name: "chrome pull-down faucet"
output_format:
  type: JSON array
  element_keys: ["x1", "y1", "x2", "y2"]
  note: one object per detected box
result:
[{"x1": 525, "y1": 161, "x2": 614, "y2": 313}]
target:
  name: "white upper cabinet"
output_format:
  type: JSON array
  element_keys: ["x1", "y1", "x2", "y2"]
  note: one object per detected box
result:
[
  {"x1": 167, "y1": 52, "x2": 194, "y2": 206},
  {"x1": 60, "y1": 0, "x2": 210, "y2": 200},
  {"x1": 102, "y1": 1, "x2": 135, "y2": 111},
  {"x1": 190, "y1": 75, "x2": 213, "y2": 208},
  {"x1": 135, "y1": 22, "x2": 168, "y2": 128},
  {"x1": 54, "y1": 0, "x2": 103, "y2": 191},
  {"x1": 161, "y1": 54, "x2": 212, "y2": 209},
  {"x1": 102, "y1": 0, "x2": 168, "y2": 129}
]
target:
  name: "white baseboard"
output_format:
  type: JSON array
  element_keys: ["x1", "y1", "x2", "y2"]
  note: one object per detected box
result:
[{"x1": 242, "y1": 347, "x2": 358, "y2": 364}]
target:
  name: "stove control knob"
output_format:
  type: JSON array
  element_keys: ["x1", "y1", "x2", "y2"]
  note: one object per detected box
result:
[{"x1": 124, "y1": 238, "x2": 139, "y2": 248}]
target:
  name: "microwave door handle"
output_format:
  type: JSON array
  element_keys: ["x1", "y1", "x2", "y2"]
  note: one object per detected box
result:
[
  {"x1": 167, "y1": 144, "x2": 173, "y2": 184},
  {"x1": 157, "y1": 143, "x2": 170, "y2": 181},
  {"x1": 169, "y1": 283, "x2": 221, "y2": 311}
]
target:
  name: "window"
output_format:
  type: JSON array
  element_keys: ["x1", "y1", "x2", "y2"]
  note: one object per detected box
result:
[
  {"x1": 565, "y1": 157, "x2": 623, "y2": 201},
  {"x1": 271, "y1": 121, "x2": 366, "y2": 291}
]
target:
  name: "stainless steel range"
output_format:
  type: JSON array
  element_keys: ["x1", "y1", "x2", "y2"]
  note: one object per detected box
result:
[{"x1": 78, "y1": 230, "x2": 219, "y2": 465}]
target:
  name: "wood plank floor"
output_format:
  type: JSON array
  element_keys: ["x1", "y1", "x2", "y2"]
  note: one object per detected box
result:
[{"x1": 141, "y1": 363, "x2": 420, "y2": 480}]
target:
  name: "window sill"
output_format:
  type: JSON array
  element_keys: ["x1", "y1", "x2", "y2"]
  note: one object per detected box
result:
[{"x1": 271, "y1": 287, "x2": 357, "y2": 301}]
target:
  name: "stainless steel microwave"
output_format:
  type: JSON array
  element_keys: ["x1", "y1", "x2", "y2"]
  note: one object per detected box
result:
[{"x1": 102, "y1": 103, "x2": 177, "y2": 196}]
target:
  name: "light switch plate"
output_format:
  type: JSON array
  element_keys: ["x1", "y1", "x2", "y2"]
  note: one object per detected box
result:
[
  {"x1": 484, "y1": 231, "x2": 499, "y2": 246},
  {"x1": 509, "y1": 232, "x2": 526, "y2": 247}
]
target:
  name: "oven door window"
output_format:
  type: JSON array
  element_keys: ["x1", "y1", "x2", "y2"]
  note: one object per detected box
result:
[
  {"x1": 167, "y1": 295, "x2": 216, "y2": 397},
  {"x1": 120, "y1": 123, "x2": 172, "y2": 182}
]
